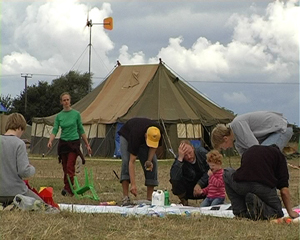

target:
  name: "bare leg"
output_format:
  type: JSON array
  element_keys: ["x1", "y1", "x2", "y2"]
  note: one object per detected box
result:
[
  {"x1": 147, "y1": 186, "x2": 154, "y2": 200},
  {"x1": 122, "y1": 180, "x2": 129, "y2": 197}
]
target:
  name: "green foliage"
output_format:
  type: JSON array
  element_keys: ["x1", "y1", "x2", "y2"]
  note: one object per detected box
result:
[
  {"x1": 290, "y1": 124, "x2": 300, "y2": 143},
  {"x1": 12, "y1": 81, "x2": 54, "y2": 122},
  {"x1": 0, "y1": 94, "x2": 14, "y2": 113},
  {"x1": 12, "y1": 71, "x2": 92, "y2": 124},
  {"x1": 51, "y1": 71, "x2": 92, "y2": 104}
]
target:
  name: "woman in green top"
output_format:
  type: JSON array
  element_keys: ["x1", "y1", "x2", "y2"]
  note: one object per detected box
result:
[{"x1": 47, "y1": 92, "x2": 92, "y2": 196}]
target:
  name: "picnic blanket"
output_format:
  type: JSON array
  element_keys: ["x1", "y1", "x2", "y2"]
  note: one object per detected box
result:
[
  {"x1": 58, "y1": 203, "x2": 294, "y2": 218},
  {"x1": 59, "y1": 203, "x2": 300, "y2": 223},
  {"x1": 58, "y1": 203, "x2": 233, "y2": 217}
]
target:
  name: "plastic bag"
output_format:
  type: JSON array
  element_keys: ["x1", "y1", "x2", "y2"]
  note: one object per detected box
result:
[{"x1": 13, "y1": 194, "x2": 46, "y2": 211}]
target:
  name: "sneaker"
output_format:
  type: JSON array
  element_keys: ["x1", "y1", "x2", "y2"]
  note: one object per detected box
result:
[
  {"x1": 245, "y1": 193, "x2": 263, "y2": 220},
  {"x1": 121, "y1": 196, "x2": 131, "y2": 206},
  {"x1": 61, "y1": 189, "x2": 73, "y2": 197}
]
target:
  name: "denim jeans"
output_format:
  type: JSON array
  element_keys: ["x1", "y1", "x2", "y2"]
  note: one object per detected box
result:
[
  {"x1": 261, "y1": 126, "x2": 293, "y2": 151},
  {"x1": 223, "y1": 168, "x2": 283, "y2": 219},
  {"x1": 200, "y1": 197, "x2": 225, "y2": 207}
]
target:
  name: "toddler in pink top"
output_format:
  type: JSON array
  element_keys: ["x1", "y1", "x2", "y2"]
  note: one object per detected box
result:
[{"x1": 200, "y1": 150, "x2": 225, "y2": 207}]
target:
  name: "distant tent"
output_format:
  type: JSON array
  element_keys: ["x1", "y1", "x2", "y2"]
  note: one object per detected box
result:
[
  {"x1": 22, "y1": 124, "x2": 32, "y2": 144},
  {"x1": 31, "y1": 62, "x2": 234, "y2": 158},
  {"x1": 0, "y1": 103, "x2": 7, "y2": 113}
]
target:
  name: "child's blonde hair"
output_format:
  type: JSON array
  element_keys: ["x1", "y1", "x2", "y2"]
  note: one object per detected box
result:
[
  {"x1": 211, "y1": 124, "x2": 231, "y2": 149},
  {"x1": 206, "y1": 149, "x2": 223, "y2": 165},
  {"x1": 5, "y1": 113, "x2": 27, "y2": 132}
]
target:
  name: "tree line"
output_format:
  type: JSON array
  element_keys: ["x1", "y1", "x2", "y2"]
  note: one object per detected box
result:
[{"x1": 0, "y1": 71, "x2": 92, "y2": 125}]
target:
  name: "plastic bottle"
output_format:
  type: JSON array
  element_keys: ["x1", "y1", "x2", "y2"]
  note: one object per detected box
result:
[
  {"x1": 152, "y1": 190, "x2": 165, "y2": 206},
  {"x1": 164, "y1": 189, "x2": 170, "y2": 206}
]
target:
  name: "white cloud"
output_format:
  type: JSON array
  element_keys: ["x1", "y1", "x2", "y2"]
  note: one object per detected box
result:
[
  {"x1": 2, "y1": 0, "x2": 114, "y2": 75},
  {"x1": 2, "y1": 52, "x2": 43, "y2": 73},
  {"x1": 1, "y1": 0, "x2": 299, "y2": 125},
  {"x1": 118, "y1": 45, "x2": 146, "y2": 64},
  {"x1": 143, "y1": 0, "x2": 298, "y2": 92},
  {"x1": 227, "y1": 0, "x2": 299, "y2": 78},
  {"x1": 151, "y1": 36, "x2": 229, "y2": 81},
  {"x1": 223, "y1": 92, "x2": 250, "y2": 104}
]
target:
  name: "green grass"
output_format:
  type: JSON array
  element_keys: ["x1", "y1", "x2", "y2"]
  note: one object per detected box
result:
[{"x1": 0, "y1": 155, "x2": 299, "y2": 240}]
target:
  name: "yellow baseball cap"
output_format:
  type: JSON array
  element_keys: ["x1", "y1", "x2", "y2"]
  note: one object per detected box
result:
[{"x1": 146, "y1": 126, "x2": 161, "y2": 148}]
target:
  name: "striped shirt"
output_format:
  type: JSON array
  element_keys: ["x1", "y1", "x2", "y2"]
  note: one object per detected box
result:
[{"x1": 202, "y1": 169, "x2": 225, "y2": 198}]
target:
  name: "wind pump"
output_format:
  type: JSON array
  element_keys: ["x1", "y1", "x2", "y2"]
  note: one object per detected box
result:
[{"x1": 85, "y1": 14, "x2": 113, "y2": 91}]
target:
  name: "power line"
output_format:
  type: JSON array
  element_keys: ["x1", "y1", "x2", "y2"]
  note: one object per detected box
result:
[
  {"x1": 1, "y1": 73, "x2": 60, "y2": 78},
  {"x1": 189, "y1": 80, "x2": 299, "y2": 85},
  {"x1": 1, "y1": 73, "x2": 298, "y2": 85},
  {"x1": 1, "y1": 74, "x2": 20, "y2": 77},
  {"x1": 2, "y1": 73, "x2": 106, "y2": 82},
  {"x1": 32, "y1": 73, "x2": 61, "y2": 77}
]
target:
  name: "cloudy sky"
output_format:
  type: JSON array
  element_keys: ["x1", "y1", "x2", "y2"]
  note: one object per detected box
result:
[{"x1": 1, "y1": 0, "x2": 299, "y2": 125}]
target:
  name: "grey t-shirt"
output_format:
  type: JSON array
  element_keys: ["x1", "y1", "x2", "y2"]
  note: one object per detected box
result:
[
  {"x1": 0, "y1": 135, "x2": 35, "y2": 196},
  {"x1": 230, "y1": 111, "x2": 288, "y2": 155}
]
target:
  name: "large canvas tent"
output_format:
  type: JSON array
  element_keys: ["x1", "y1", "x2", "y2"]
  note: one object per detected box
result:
[{"x1": 31, "y1": 62, "x2": 234, "y2": 158}]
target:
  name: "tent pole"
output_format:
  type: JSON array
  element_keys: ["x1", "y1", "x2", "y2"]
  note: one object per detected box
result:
[{"x1": 160, "y1": 119, "x2": 175, "y2": 158}]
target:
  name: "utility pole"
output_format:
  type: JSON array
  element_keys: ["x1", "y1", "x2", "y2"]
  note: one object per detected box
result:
[{"x1": 21, "y1": 73, "x2": 32, "y2": 114}]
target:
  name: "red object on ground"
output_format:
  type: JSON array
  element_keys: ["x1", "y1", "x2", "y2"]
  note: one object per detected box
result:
[
  {"x1": 24, "y1": 180, "x2": 60, "y2": 209},
  {"x1": 39, "y1": 187, "x2": 60, "y2": 209}
]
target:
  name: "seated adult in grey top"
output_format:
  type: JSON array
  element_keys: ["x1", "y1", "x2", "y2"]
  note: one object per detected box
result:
[{"x1": 0, "y1": 113, "x2": 44, "y2": 207}]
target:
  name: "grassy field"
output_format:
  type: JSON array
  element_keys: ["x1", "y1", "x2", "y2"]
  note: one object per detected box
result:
[{"x1": 0, "y1": 154, "x2": 299, "y2": 240}]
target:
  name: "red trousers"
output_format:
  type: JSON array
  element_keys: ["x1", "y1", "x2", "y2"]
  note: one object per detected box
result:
[{"x1": 61, "y1": 152, "x2": 77, "y2": 193}]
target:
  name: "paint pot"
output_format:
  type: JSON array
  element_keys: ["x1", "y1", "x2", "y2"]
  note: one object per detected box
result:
[{"x1": 152, "y1": 190, "x2": 165, "y2": 206}]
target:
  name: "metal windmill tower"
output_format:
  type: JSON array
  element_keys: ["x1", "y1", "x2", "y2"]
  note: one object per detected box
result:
[{"x1": 85, "y1": 15, "x2": 113, "y2": 92}]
